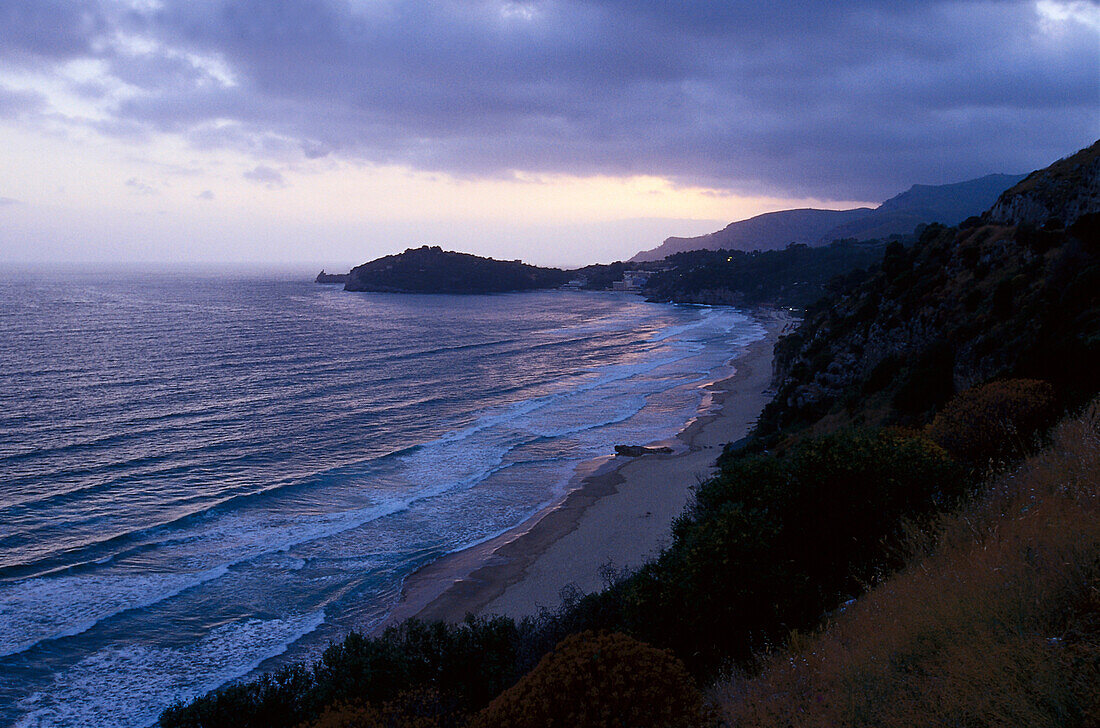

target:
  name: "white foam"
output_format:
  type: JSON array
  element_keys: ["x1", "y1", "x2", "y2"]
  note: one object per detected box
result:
[
  {"x1": 2, "y1": 302, "x2": 767, "y2": 721},
  {"x1": 13, "y1": 611, "x2": 325, "y2": 728},
  {"x1": 0, "y1": 566, "x2": 229, "y2": 658}
]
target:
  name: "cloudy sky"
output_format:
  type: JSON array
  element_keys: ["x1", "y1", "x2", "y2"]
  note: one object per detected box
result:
[{"x1": 0, "y1": 0, "x2": 1097, "y2": 267}]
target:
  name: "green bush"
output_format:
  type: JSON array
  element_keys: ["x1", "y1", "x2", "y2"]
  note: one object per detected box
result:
[
  {"x1": 160, "y1": 617, "x2": 522, "y2": 728},
  {"x1": 469, "y1": 631, "x2": 710, "y2": 728},
  {"x1": 617, "y1": 429, "x2": 962, "y2": 674}
]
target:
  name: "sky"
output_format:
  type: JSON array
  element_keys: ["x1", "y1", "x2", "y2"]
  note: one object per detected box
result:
[{"x1": 0, "y1": 0, "x2": 1097, "y2": 268}]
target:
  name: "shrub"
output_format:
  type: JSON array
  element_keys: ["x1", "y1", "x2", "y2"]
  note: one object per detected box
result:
[
  {"x1": 616, "y1": 429, "x2": 961, "y2": 674},
  {"x1": 927, "y1": 378, "x2": 1056, "y2": 470},
  {"x1": 160, "y1": 617, "x2": 523, "y2": 728},
  {"x1": 469, "y1": 631, "x2": 710, "y2": 728},
  {"x1": 892, "y1": 340, "x2": 956, "y2": 415},
  {"x1": 298, "y1": 689, "x2": 462, "y2": 728},
  {"x1": 716, "y1": 402, "x2": 1100, "y2": 728},
  {"x1": 160, "y1": 663, "x2": 319, "y2": 728},
  {"x1": 310, "y1": 616, "x2": 521, "y2": 712}
]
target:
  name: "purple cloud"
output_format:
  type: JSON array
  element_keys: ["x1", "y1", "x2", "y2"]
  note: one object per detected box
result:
[
  {"x1": 242, "y1": 165, "x2": 286, "y2": 188},
  {"x1": 0, "y1": 85, "x2": 47, "y2": 119},
  {"x1": 0, "y1": 1, "x2": 105, "y2": 65},
  {"x1": 125, "y1": 178, "x2": 158, "y2": 195},
  {"x1": 3, "y1": 0, "x2": 1097, "y2": 199}
]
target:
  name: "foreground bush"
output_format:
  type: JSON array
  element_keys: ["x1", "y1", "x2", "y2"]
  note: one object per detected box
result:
[
  {"x1": 298, "y1": 689, "x2": 462, "y2": 728},
  {"x1": 160, "y1": 617, "x2": 522, "y2": 728},
  {"x1": 162, "y1": 427, "x2": 970, "y2": 726},
  {"x1": 717, "y1": 402, "x2": 1100, "y2": 727},
  {"x1": 615, "y1": 429, "x2": 961, "y2": 674},
  {"x1": 469, "y1": 631, "x2": 710, "y2": 728},
  {"x1": 927, "y1": 378, "x2": 1056, "y2": 470}
]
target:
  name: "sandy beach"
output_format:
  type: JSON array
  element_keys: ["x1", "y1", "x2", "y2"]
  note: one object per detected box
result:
[{"x1": 382, "y1": 309, "x2": 792, "y2": 627}]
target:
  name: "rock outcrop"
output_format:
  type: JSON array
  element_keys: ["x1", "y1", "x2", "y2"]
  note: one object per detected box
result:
[
  {"x1": 315, "y1": 270, "x2": 349, "y2": 284},
  {"x1": 987, "y1": 139, "x2": 1100, "y2": 228}
]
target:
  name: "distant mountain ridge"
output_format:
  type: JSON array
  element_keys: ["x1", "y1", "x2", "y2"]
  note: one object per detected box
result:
[
  {"x1": 634, "y1": 208, "x2": 873, "y2": 262},
  {"x1": 630, "y1": 173, "x2": 1026, "y2": 262}
]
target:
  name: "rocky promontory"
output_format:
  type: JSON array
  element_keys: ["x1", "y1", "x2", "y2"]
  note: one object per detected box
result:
[
  {"x1": 315, "y1": 270, "x2": 349, "y2": 284},
  {"x1": 343, "y1": 245, "x2": 571, "y2": 294}
]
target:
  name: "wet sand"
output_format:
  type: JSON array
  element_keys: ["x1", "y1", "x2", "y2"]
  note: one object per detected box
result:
[{"x1": 380, "y1": 309, "x2": 791, "y2": 627}]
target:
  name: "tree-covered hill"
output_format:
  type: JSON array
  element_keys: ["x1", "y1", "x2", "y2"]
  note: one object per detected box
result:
[
  {"x1": 641, "y1": 238, "x2": 891, "y2": 308},
  {"x1": 758, "y1": 211, "x2": 1100, "y2": 443},
  {"x1": 344, "y1": 245, "x2": 571, "y2": 294}
]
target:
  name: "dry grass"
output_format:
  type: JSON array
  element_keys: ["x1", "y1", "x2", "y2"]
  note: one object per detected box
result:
[{"x1": 716, "y1": 401, "x2": 1100, "y2": 728}]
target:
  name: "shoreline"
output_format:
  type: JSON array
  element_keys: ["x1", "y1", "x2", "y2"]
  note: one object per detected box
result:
[{"x1": 380, "y1": 308, "x2": 793, "y2": 628}]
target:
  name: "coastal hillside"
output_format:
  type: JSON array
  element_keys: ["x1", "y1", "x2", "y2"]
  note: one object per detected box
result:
[
  {"x1": 630, "y1": 172, "x2": 1025, "y2": 261},
  {"x1": 343, "y1": 245, "x2": 571, "y2": 294},
  {"x1": 988, "y1": 139, "x2": 1100, "y2": 227},
  {"x1": 162, "y1": 143, "x2": 1099, "y2": 728},
  {"x1": 641, "y1": 238, "x2": 889, "y2": 308},
  {"x1": 329, "y1": 241, "x2": 882, "y2": 308},
  {"x1": 758, "y1": 215, "x2": 1100, "y2": 442},
  {"x1": 828, "y1": 173, "x2": 1026, "y2": 240},
  {"x1": 718, "y1": 403, "x2": 1100, "y2": 728},
  {"x1": 630, "y1": 207, "x2": 872, "y2": 262}
]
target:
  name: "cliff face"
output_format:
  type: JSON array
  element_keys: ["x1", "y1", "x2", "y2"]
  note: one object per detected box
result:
[
  {"x1": 758, "y1": 143, "x2": 1100, "y2": 442},
  {"x1": 987, "y1": 140, "x2": 1100, "y2": 228},
  {"x1": 344, "y1": 245, "x2": 571, "y2": 294}
]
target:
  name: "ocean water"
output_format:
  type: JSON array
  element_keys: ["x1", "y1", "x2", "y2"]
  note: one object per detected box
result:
[{"x1": 0, "y1": 268, "x2": 764, "y2": 727}]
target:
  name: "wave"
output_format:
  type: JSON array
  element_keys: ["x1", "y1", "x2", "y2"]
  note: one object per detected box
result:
[
  {"x1": 13, "y1": 613, "x2": 326, "y2": 728},
  {"x1": 0, "y1": 281, "x2": 766, "y2": 726}
]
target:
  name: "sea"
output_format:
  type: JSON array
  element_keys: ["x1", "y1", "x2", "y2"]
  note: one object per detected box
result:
[{"x1": 0, "y1": 267, "x2": 764, "y2": 727}]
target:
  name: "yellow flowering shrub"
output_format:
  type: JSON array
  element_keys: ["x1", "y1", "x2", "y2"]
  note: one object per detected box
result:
[
  {"x1": 927, "y1": 378, "x2": 1056, "y2": 469},
  {"x1": 469, "y1": 631, "x2": 710, "y2": 728}
]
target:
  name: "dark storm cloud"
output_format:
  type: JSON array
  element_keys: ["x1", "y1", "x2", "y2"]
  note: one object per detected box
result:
[
  {"x1": 0, "y1": 1, "x2": 106, "y2": 65},
  {"x1": 6, "y1": 0, "x2": 1099, "y2": 198}
]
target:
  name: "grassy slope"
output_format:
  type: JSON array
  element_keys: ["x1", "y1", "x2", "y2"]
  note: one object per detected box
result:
[{"x1": 717, "y1": 403, "x2": 1100, "y2": 728}]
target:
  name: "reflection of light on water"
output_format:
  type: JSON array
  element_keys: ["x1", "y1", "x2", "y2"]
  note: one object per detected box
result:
[{"x1": 0, "y1": 278, "x2": 766, "y2": 728}]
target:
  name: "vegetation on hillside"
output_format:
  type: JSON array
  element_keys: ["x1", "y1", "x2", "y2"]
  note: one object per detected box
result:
[
  {"x1": 758, "y1": 213, "x2": 1100, "y2": 443},
  {"x1": 469, "y1": 631, "x2": 711, "y2": 728},
  {"x1": 718, "y1": 402, "x2": 1100, "y2": 728},
  {"x1": 344, "y1": 246, "x2": 571, "y2": 294},
  {"x1": 641, "y1": 238, "x2": 891, "y2": 308},
  {"x1": 166, "y1": 146, "x2": 1099, "y2": 728},
  {"x1": 988, "y1": 139, "x2": 1099, "y2": 228}
]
